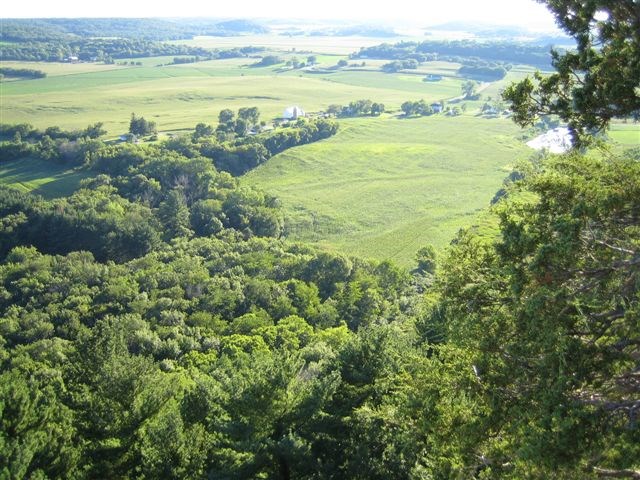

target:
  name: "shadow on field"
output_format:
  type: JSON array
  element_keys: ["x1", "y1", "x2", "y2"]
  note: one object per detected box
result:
[{"x1": 0, "y1": 159, "x2": 88, "y2": 199}]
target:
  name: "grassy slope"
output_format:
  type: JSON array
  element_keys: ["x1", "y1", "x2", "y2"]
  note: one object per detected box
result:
[
  {"x1": 0, "y1": 158, "x2": 91, "y2": 199},
  {"x1": 243, "y1": 114, "x2": 530, "y2": 266}
]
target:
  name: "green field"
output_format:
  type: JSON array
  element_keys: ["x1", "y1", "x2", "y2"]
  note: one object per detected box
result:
[
  {"x1": 243, "y1": 115, "x2": 530, "y2": 266},
  {"x1": 2, "y1": 42, "x2": 637, "y2": 266},
  {"x1": 1, "y1": 58, "x2": 470, "y2": 136},
  {"x1": 0, "y1": 60, "x2": 126, "y2": 76},
  {"x1": 0, "y1": 158, "x2": 91, "y2": 198},
  {"x1": 609, "y1": 123, "x2": 640, "y2": 146}
]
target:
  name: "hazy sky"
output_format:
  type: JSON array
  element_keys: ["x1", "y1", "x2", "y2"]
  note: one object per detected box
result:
[{"x1": 2, "y1": 0, "x2": 559, "y2": 30}]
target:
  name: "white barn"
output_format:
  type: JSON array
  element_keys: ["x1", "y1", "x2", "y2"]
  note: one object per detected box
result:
[
  {"x1": 283, "y1": 106, "x2": 305, "y2": 120},
  {"x1": 526, "y1": 127, "x2": 573, "y2": 154}
]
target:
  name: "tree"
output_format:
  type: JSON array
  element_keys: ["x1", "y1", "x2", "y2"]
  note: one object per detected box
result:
[
  {"x1": 326, "y1": 104, "x2": 342, "y2": 116},
  {"x1": 158, "y1": 189, "x2": 193, "y2": 239},
  {"x1": 0, "y1": 355, "x2": 81, "y2": 479},
  {"x1": 192, "y1": 122, "x2": 214, "y2": 140},
  {"x1": 370, "y1": 103, "x2": 384, "y2": 116},
  {"x1": 129, "y1": 113, "x2": 157, "y2": 136},
  {"x1": 503, "y1": 0, "x2": 640, "y2": 144},
  {"x1": 218, "y1": 108, "x2": 235, "y2": 124},
  {"x1": 234, "y1": 118, "x2": 249, "y2": 137},
  {"x1": 238, "y1": 106, "x2": 260, "y2": 127},
  {"x1": 415, "y1": 244, "x2": 436, "y2": 274},
  {"x1": 461, "y1": 80, "x2": 478, "y2": 99},
  {"x1": 83, "y1": 122, "x2": 107, "y2": 139},
  {"x1": 401, "y1": 101, "x2": 416, "y2": 116},
  {"x1": 255, "y1": 55, "x2": 282, "y2": 67},
  {"x1": 437, "y1": 153, "x2": 640, "y2": 478},
  {"x1": 401, "y1": 100, "x2": 431, "y2": 117},
  {"x1": 337, "y1": 59, "x2": 348, "y2": 68},
  {"x1": 307, "y1": 55, "x2": 317, "y2": 65}
]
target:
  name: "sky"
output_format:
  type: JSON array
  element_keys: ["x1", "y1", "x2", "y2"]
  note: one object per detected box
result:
[{"x1": 2, "y1": 0, "x2": 559, "y2": 30}]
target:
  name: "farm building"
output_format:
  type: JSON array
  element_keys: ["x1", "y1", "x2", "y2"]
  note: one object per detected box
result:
[
  {"x1": 283, "y1": 106, "x2": 305, "y2": 120},
  {"x1": 526, "y1": 127, "x2": 572, "y2": 154},
  {"x1": 431, "y1": 103, "x2": 443, "y2": 113}
]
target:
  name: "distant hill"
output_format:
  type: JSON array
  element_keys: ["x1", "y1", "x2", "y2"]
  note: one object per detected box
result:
[
  {"x1": 310, "y1": 25, "x2": 398, "y2": 37},
  {"x1": 0, "y1": 18, "x2": 270, "y2": 42},
  {"x1": 210, "y1": 19, "x2": 269, "y2": 36},
  {"x1": 425, "y1": 21, "x2": 572, "y2": 45}
]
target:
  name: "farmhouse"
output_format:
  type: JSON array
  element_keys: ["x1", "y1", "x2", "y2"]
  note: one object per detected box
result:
[
  {"x1": 431, "y1": 103, "x2": 443, "y2": 113},
  {"x1": 283, "y1": 106, "x2": 305, "y2": 120}
]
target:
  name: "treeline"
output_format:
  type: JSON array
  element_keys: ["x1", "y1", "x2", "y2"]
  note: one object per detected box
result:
[
  {"x1": 0, "y1": 38, "x2": 262, "y2": 63},
  {"x1": 171, "y1": 56, "x2": 203, "y2": 65},
  {"x1": 0, "y1": 18, "x2": 269, "y2": 42},
  {"x1": 198, "y1": 116, "x2": 339, "y2": 176},
  {"x1": 356, "y1": 39, "x2": 553, "y2": 67},
  {"x1": 380, "y1": 56, "x2": 509, "y2": 80},
  {"x1": 0, "y1": 114, "x2": 338, "y2": 178},
  {"x1": 459, "y1": 61, "x2": 511, "y2": 80},
  {"x1": 0, "y1": 67, "x2": 47, "y2": 79},
  {"x1": 0, "y1": 38, "x2": 208, "y2": 62},
  {"x1": 170, "y1": 47, "x2": 266, "y2": 65},
  {"x1": 252, "y1": 55, "x2": 283, "y2": 67},
  {"x1": 400, "y1": 99, "x2": 440, "y2": 116},
  {"x1": 326, "y1": 99, "x2": 385, "y2": 117},
  {"x1": 1, "y1": 122, "x2": 106, "y2": 142},
  {"x1": 382, "y1": 59, "x2": 419, "y2": 72}
]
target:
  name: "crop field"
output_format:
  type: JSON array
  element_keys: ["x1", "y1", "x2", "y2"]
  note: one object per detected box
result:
[
  {"x1": 0, "y1": 60, "x2": 126, "y2": 76},
  {"x1": 0, "y1": 158, "x2": 91, "y2": 199},
  {"x1": 1, "y1": 58, "x2": 469, "y2": 136},
  {"x1": 244, "y1": 114, "x2": 530, "y2": 266},
  {"x1": 320, "y1": 70, "x2": 463, "y2": 98}
]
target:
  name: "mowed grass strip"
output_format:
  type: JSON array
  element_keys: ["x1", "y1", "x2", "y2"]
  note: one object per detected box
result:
[
  {"x1": 0, "y1": 158, "x2": 91, "y2": 199},
  {"x1": 244, "y1": 115, "x2": 530, "y2": 266}
]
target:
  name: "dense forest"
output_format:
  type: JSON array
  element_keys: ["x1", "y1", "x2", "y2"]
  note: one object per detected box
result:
[
  {"x1": 0, "y1": 38, "x2": 263, "y2": 63},
  {"x1": 1, "y1": 1, "x2": 639, "y2": 479}
]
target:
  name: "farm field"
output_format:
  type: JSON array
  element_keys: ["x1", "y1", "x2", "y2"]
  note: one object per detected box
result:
[
  {"x1": 1, "y1": 58, "x2": 468, "y2": 136},
  {"x1": 0, "y1": 157, "x2": 91, "y2": 199},
  {"x1": 0, "y1": 60, "x2": 125, "y2": 76},
  {"x1": 173, "y1": 34, "x2": 424, "y2": 55},
  {"x1": 2, "y1": 42, "x2": 637, "y2": 266},
  {"x1": 243, "y1": 114, "x2": 530, "y2": 266}
]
